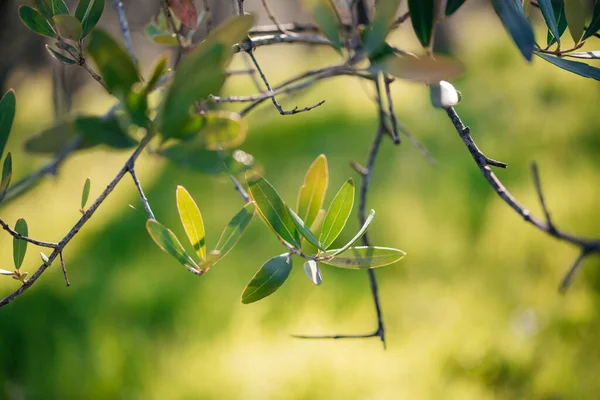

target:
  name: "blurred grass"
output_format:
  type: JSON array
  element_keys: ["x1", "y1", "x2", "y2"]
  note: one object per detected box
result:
[{"x1": 1, "y1": 8, "x2": 600, "y2": 400}]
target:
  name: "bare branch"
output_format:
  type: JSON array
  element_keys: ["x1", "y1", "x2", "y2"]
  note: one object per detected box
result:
[
  {"x1": 0, "y1": 218, "x2": 58, "y2": 249},
  {"x1": 128, "y1": 167, "x2": 155, "y2": 220},
  {"x1": 383, "y1": 78, "x2": 400, "y2": 144},
  {"x1": 59, "y1": 251, "x2": 70, "y2": 287},
  {"x1": 559, "y1": 250, "x2": 589, "y2": 293}
]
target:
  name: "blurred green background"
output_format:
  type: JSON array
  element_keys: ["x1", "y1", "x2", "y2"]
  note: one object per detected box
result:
[{"x1": 1, "y1": 3, "x2": 600, "y2": 399}]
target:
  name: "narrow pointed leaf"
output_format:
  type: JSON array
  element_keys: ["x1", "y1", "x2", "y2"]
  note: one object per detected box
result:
[
  {"x1": 296, "y1": 154, "x2": 328, "y2": 230},
  {"x1": 538, "y1": 0, "x2": 560, "y2": 42},
  {"x1": 46, "y1": 45, "x2": 77, "y2": 65},
  {"x1": 331, "y1": 209, "x2": 375, "y2": 256},
  {"x1": 246, "y1": 172, "x2": 301, "y2": 248},
  {"x1": 536, "y1": 52, "x2": 600, "y2": 80},
  {"x1": 75, "y1": 0, "x2": 105, "y2": 38},
  {"x1": 241, "y1": 254, "x2": 292, "y2": 304},
  {"x1": 215, "y1": 202, "x2": 256, "y2": 259},
  {"x1": 146, "y1": 219, "x2": 199, "y2": 269},
  {"x1": 491, "y1": 0, "x2": 534, "y2": 60},
  {"x1": 40, "y1": 252, "x2": 51, "y2": 265},
  {"x1": 583, "y1": 0, "x2": 600, "y2": 40},
  {"x1": 363, "y1": 0, "x2": 402, "y2": 55},
  {"x1": 13, "y1": 218, "x2": 28, "y2": 270},
  {"x1": 302, "y1": 0, "x2": 343, "y2": 50},
  {"x1": 167, "y1": 0, "x2": 198, "y2": 29},
  {"x1": 566, "y1": 50, "x2": 600, "y2": 59},
  {"x1": 81, "y1": 177, "x2": 91, "y2": 209},
  {"x1": 51, "y1": 0, "x2": 70, "y2": 15},
  {"x1": 321, "y1": 246, "x2": 406, "y2": 269},
  {"x1": 287, "y1": 205, "x2": 324, "y2": 251},
  {"x1": 19, "y1": 6, "x2": 56, "y2": 38},
  {"x1": 408, "y1": 0, "x2": 435, "y2": 48},
  {"x1": 303, "y1": 260, "x2": 322, "y2": 285},
  {"x1": 0, "y1": 269, "x2": 13, "y2": 276},
  {"x1": 0, "y1": 153, "x2": 12, "y2": 202},
  {"x1": 564, "y1": 0, "x2": 585, "y2": 43},
  {"x1": 547, "y1": 0, "x2": 568, "y2": 46},
  {"x1": 176, "y1": 186, "x2": 206, "y2": 261},
  {"x1": 319, "y1": 178, "x2": 354, "y2": 249},
  {"x1": 88, "y1": 29, "x2": 140, "y2": 96},
  {"x1": 145, "y1": 56, "x2": 168, "y2": 94},
  {"x1": 446, "y1": 0, "x2": 467, "y2": 16},
  {"x1": 374, "y1": 54, "x2": 463, "y2": 84},
  {"x1": 53, "y1": 15, "x2": 83, "y2": 41},
  {"x1": 0, "y1": 90, "x2": 16, "y2": 160}
]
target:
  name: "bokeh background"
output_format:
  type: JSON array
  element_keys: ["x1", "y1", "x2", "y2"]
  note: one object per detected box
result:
[{"x1": 1, "y1": 1, "x2": 600, "y2": 399}]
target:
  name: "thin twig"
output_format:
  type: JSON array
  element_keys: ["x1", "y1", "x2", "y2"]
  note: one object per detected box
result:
[
  {"x1": 112, "y1": 0, "x2": 137, "y2": 64},
  {"x1": 230, "y1": 175, "x2": 250, "y2": 203},
  {"x1": 59, "y1": 251, "x2": 70, "y2": 287},
  {"x1": 531, "y1": 162, "x2": 557, "y2": 234},
  {"x1": 383, "y1": 78, "x2": 400, "y2": 144},
  {"x1": 261, "y1": 0, "x2": 292, "y2": 34},
  {"x1": 0, "y1": 218, "x2": 59, "y2": 248},
  {"x1": 129, "y1": 167, "x2": 155, "y2": 219},
  {"x1": 559, "y1": 250, "x2": 589, "y2": 292},
  {"x1": 161, "y1": 0, "x2": 185, "y2": 66},
  {"x1": 234, "y1": 33, "x2": 334, "y2": 52}
]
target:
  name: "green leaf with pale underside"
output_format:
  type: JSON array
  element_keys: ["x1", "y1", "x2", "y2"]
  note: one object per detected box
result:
[
  {"x1": 321, "y1": 246, "x2": 406, "y2": 269},
  {"x1": 19, "y1": 6, "x2": 56, "y2": 38},
  {"x1": 146, "y1": 219, "x2": 199, "y2": 270}
]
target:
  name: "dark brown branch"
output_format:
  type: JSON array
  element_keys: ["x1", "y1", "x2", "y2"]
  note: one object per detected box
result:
[{"x1": 445, "y1": 106, "x2": 600, "y2": 290}]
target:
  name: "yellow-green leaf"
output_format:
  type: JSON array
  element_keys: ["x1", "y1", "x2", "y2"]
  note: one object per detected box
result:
[
  {"x1": 321, "y1": 246, "x2": 406, "y2": 269},
  {"x1": 319, "y1": 178, "x2": 355, "y2": 249},
  {"x1": 246, "y1": 172, "x2": 301, "y2": 248},
  {"x1": 81, "y1": 177, "x2": 91, "y2": 209},
  {"x1": 241, "y1": 254, "x2": 292, "y2": 304},
  {"x1": 177, "y1": 111, "x2": 247, "y2": 148},
  {"x1": 13, "y1": 218, "x2": 28, "y2": 270},
  {"x1": 215, "y1": 202, "x2": 256, "y2": 260},
  {"x1": 146, "y1": 219, "x2": 199, "y2": 270},
  {"x1": 53, "y1": 15, "x2": 83, "y2": 41},
  {"x1": 302, "y1": 0, "x2": 344, "y2": 50},
  {"x1": 176, "y1": 186, "x2": 206, "y2": 261},
  {"x1": 296, "y1": 154, "x2": 328, "y2": 231},
  {"x1": 375, "y1": 53, "x2": 463, "y2": 84},
  {"x1": 564, "y1": 0, "x2": 586, "y2": 43}
]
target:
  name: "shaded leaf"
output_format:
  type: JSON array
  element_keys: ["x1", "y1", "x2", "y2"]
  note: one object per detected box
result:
[
  {"x1": 330, "y1": 209, "x2": 375, "y2": 257},
  {"x1": 547, "y1": 0, "x2": 568, "y2": 46},
  {"x1": 81, "y1": 177, "x2": 91, "y2": 209},
  {"x1": 162, "y1": 146, "x2": 254, "y2": 175},
  {"x1": 535, "y1": 52, "x2": 600, "y2": 80},
  {"x1": 176, "y1": 185, "x2": 206, "y2": 261},
  {"x1": 286, "y1": 205, "x2": 324, "y2": 251},
  {"x1": 75, "y1": 116, "x2": 137, "y2": 149},
  {"x1": 87, "y1": 29, "x2": 140, "y2": 96},
  {"x1": 303, "y1": 259, "x2": 322, "y2": 285},
  {"x1": 53, "y1": 15, "x2": 82, "y2": 40},
  {"x1": 0, "y1": 90, "x2": 16, "y2": 160},
  {"x1": 491, "y1": 0, "x2": 534, "y2": 60},
  {"x1": 145, "y1": 56, "x2": 168, "y2": 94},
  {"x1": 176, "y1": 111, "x2": 247, "y2": 148},
  {"x1": 45, "y1": 44, "x2": 77, "y2": 65},
  {"x1": 363, "y1": 0, "x2": 402, "y2": 55},
  {"x1": 167, "y1": 0, "x2": 198, "y2": 29},
  {"x1": 246, "y1": 172, "x2": 301, "y2": 248},
  {"x1": 321, "y1": 246, "x2": 406, "y2": 269},
  {"x1": 408, "y1": 0, "x2": 435, "y2": 48},
  {"x1": 35, "y1": 0, "x2": 69, "y2": 19},
  {"x1": 302, "y1": 0, "x2": 344, "y2": 50},
  {"x1": 25, "y1": 121, "x2": 92, "y2": 154},
  {"x1": 296, "y1": 154, "x2": 328, "y2": 230},
  {"x1": 374, "y1": 53, "x2": 463, "y2": 84},
  {"x1": 241, "y1": 254, "x2": 292, "y2": 304},
  {"x1": 319, "y1": 178, "x2": 354, "y2": 250},
  {"x1": 538, "y1": 0, "x2": 560, "y2": 42},
  {"x1": 13, "y1": 218, "x2": 28, "y2": 270},
  {"x1": 146, "y1": 219, "x2": 199, "y2": 269},
  {"x1": 75, "y1": 0, "x2": 105, "y2": 38},
  {"x1": 446, "y1": 0, "x2": 467, "y2": 16},
  {"x1": 215, "y1": 202, "x2": 256, "y2": 259},
  {"x1": 583, "y1": 0, "x2": 600, "y2": 40},
  {"x1": 0, "y1": 153, "x2": 12, "y2": 203},
  {"x1": 564, "y1": 0, "x2": 585, "y2": 43},
  {"x1": 19, "y1": 6, "x2": 56, "y2": 38}
]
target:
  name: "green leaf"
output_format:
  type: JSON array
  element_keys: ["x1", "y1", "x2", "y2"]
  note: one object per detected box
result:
[
  {"x1": 321, "y1": 246, "x2": 406, "y2": 269},
  {"x1": 297, "y1": 154, "x2": 328, "y2": 232},
  {"x1": 583, "y1": 0, "x2": 600, "y2": 40},
  {"x1": 51, "y1": 0, "x2": 70, "y2": 16},
  {"x1": 35, "y1": 0, "x2": 69, "y2": 19},
  {"x1": 302, "y1": 0, "x2": 343, "y2": 50},
  {"x1": 146, "y1": 219, "x2": 199, "y2": 270},
  {"x1": 538, "y1": 0, "x2": 560, "y2": 43},
  {"x1": 13, "y1": 218, "x2": 28, "y2": 270},
  {"x1": 53, "y1": 15, "x2": 83, "y2": 41},
  {"x1": 176, "y1": 185, "x2": 206, "y2": 261},
  {"x1": 0, "y1": 153, "x2": 12, "y2": 203},
  {"x1": 547, "y1": 0, "x2": 568, "y2": 46},
  {"x1": 75, "y1": 0, "x2": 105, "y2": 38},
  {"x1": 213, "y1": 202, "x2": 256, "y2": 262},
  {"x1": 408, "y1": 0, "x2": 435, "y2": 48},
  {"x1": 159, "y1": 15, "x2": 255, "y2": 139},
  {"x1": 303, "y1": 259, "x2": 322, "y2": 285},
  {"x1": 19, "y1": 6, "x2": 56, "y2": 38},
  {"x1": 373, "y1": 54, "x2": 464, "y2": 84},
  {"x1": 564, "y1": 0, "x2": 585, "y2": 43},
  {"x1": 319, "y1": 178, "x2": 355, "y2": 249},
  {"x1": 45, "y1": 44, "x2": 77, "y2": 65},
  {"x1": 241, "y1": 254, "x2": 292, "y2": 304},
  {"x1": 75, "y1": 116, "x2": 137, "y2": 149},
  {"x1": 174, "y1": 111, "x2": 248, "y2": 147},
  {"x1": 81, "y1": 177, "x2": 91, "y2": 209},
  {"x1": 491, "y1": 0, "x2": 534, "y2": 61},
  {"x1": 286, "y1": 205, "x2": 324, "y2": 251},
  {"x1": 330, "y1": 209, "x2": 375, "y2": 257},
  {"x1": 0, "y1": 90, "x2": 16, "y2": 160},
  {"x1": 363, "y1": 0, "x2": 402, "y2": 55},
  {"x1": 162, "y1": 146, "x2": 254, "y2": 175},
  {"x1": 145, "y1": 56, "x2": 168, "y2": 94},
  {"x1": 87, "y1": 29, "x2": 140, "y2": 96},
  {"x1": 246, "y1": 172, "x2": 301, "y2": 248},
  {"x1": 535, "y1": 52, "x2": 600, "y2": 80},
  {"x1": 445, "y1": 0, "x2": 467, "y2": 16}
]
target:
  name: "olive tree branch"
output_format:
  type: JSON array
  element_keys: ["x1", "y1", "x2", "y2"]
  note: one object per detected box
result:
[
  {"x1": 112, "y1": 0, "x2": 137, "y2": 64},
  {"x1": 0, "y1": 218, "x2": 59, "y2": 248},
  {"x1": 445, "y1": 106, "x2": 600, "y2": 291},
  {"x1": 128, "y1": 167, "x2": 155, "y2": 219}
]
